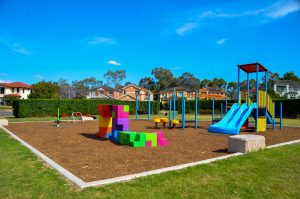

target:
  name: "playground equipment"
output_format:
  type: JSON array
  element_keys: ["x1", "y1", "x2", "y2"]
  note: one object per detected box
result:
[
  {"x1": 208, "y1": 63, "x2": 282, "y2": 135},
  {"x1": 56, "y1": 99, "x2": 61, "y2": 127},
  {"x1": 97, "y1": 104, "x2": 168, "y2": 147},
  {"x1": 211, "y1": 98, "x2": 225, "y2": 124},
  {"x1": 67, "y1": 112, "x2": 94, "y2": 124}
]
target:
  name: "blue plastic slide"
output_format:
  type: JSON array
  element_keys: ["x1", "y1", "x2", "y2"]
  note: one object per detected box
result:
[{"x1": 208, "y1": 103, "x2": 258, "y2": 135}]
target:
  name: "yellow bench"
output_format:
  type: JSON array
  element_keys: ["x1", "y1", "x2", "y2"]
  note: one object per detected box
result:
[
  {"x1": 171, "y1": 119, "x2": 179, "y2": 128},
  {"x1": 153, "y1": 118, "x2": 179, "y2": 128}
]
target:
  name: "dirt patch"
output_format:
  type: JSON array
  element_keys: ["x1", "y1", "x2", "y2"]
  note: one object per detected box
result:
[{"x1": 5, "y1": 120, "x2": 300, "y2": 181}]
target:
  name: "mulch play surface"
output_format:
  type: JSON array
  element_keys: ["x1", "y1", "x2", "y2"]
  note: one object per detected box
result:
[{"x1": 5, "y1": 120, "x2": 300, "y2": 182}]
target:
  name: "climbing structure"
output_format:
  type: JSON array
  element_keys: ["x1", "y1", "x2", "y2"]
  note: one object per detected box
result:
[
  {"x1": 208, "y1": 62, "x2": 282, "y2": 135},
  {"x1": 97, "y1": 104, "x2": 168, "y2": 147}
]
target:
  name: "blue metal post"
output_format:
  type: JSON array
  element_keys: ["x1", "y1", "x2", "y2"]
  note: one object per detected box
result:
[
  {"x1": 212, "y1": 98, "x2": 215, "y2": 124},
  {"x1": 195, "y1": 90, "x2": 198, "y2": 128},
  {"x1": 147, "y1": 91, "x2": 150, "y2": 121},
  {"x1": 247, "y1": 72, "x2": 250, "y2": 106},
  {"x1": 225, "y1": 96, "x2": 228, "y2": 113},
  {"x1": 280, "y1": 102, "x2": 282, "y2": 129},
  {"x1": 173, "y1": 88, "x2": 176, "y2": 119},
  {"x1": 135, "y1": 95, "x2": 138, "y2": 120},
  {"x1": 237, "y1": 66, "x2": 241, "y2": 105},
  {"x1": 181, "y1": 91, "x2": 185, "y2": 128},
  {"x1": 265, "y1": 71, "x2": 268, "y2": 128},
  {"x1": 273, "y1": 102, "x2": 276, "y2": 130},
  {"x1": 169, "y1": 99, "x2": 172, "y2": 127},
  {"x1": 255, "y1": 63, "x2": 259, "y2": 132},
  {"x1": 220, "y1": 103, "x2": 223, "y2": 119}
]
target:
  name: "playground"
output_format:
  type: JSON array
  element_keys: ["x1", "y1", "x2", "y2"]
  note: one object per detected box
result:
[{"x1": 5, "y1": 119, "x2": 300, "y2": 182}]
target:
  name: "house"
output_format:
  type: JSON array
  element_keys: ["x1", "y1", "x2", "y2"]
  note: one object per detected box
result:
[
  {"x1": 274, "y1": 80, "x2": 300, "y2": 99},
  {"x1": 159, "y1": 86, "x2": 195, "y2": 101},
  {"x1": 0, "y1": 82, "x2": 32, "y2": 105},
  {"x1": 86, "y1": 85, "x2": 122, "y2": 99},
  {"x1": 198, "y1": 87, "x2": 226, "y2": 100},
  {"x1": 118, "y1": 84, "x2": 153, "y2": 101}
]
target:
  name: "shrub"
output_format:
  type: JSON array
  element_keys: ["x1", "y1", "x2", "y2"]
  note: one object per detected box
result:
[{"x1": 12, "y1": 99, "x2": 160, "y2": 118}]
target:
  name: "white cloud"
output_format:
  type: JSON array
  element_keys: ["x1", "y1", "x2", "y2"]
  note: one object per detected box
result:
[
  {"x1": 265, "y1": 0, "x2": 300, "y2": 19},
  {"x1": 176, "y1": 0, "x2": 300, "y2": 36},
  {"x1": 176, "y1": 22, "x2": 198, "y2": 36},
  {"x1": 0, "y1": 79, "x2": 12, "y2": 83},
  {"x1": 216, "y1": 38, "x2": 227, "y2": 45},
  {"x1": 87, "y1": 37, "x2": 116, "y2": 46},
  {"x1": 34, "y1": 74, "x2": 45, "y2": 80},
  {"x1": 107, "y1": 60, "x2": 121, "y2": 66},
  {"x1": 0, "y1": 39, "x2": 33, "y2": 55},
  {"x1": 11, "y1": 44, "x2": 33, "y2": 55}
]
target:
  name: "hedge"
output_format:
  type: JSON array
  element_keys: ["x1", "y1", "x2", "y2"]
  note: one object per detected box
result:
[
  {"x1": 12, "y1": 99, "x2": 160, "y2": 118},
  {"x1": 273, "y1": 99, "x2": 300, "y2": 118}
]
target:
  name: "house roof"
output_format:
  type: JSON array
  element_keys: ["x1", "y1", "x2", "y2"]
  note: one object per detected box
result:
[
  {"x1": 274, "y1": 80, "x2": 300, "y2": 87},
  {"x1": 122, "y1": 84, "x2": 141, "y2": 91},
  {"x1": 238, "y1": 63, "x2": 268, "y2": 73},
  {"x1": 0, "y1": 82, "x2": 32, "y2": 89},
  {"x1": 90, "y1": 85, "x2": 119, "y2": 92},
  {"x1": 117, "y1": 94, "x2": 136, "y2": 100}
]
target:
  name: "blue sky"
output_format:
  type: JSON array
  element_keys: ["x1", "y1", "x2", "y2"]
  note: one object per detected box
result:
[{"x1": 0, "y1": 0, "x2": 300, "y2": 85}]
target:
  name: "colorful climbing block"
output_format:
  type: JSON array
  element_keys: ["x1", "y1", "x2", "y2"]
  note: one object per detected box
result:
[
  {"x1": 98, "y1": 105, "x2": 112, "y2": 117},
  {"x1": 156, "y1": 131, "x2": 169, "y2": 146},
  {"x1": 123, "y1": 105, "x2": 129, "y2": 113},
  {"x1": 99, "y1": 116, "x2": 112, "y2": 127},
  {"x1": 109, "y1": 130, "x2": 120, "y2": 143},
  {"x1": 130, "y1": 133, "x2": 146, "y2": 147},
  {"x1": 144, "y1": 132, "x2": 157, "y2": 147}
]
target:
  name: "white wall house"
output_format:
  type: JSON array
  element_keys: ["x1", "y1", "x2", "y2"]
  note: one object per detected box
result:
[
  {"x1": 274, "y1": 80, "x2": 300, "y2": 99},
  {"x1": 0, "y1": 82, "x2": 32, "y2": 105}
]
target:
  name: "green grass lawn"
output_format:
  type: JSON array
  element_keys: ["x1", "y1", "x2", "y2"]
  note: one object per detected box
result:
[{"x1": 0, "y1": 128, "x2": 299, "y2": 198}]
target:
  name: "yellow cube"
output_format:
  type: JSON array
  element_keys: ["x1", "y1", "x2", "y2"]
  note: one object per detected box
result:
[{"x1": 99, "y1": 116, "x2": 112, "y2": 127}]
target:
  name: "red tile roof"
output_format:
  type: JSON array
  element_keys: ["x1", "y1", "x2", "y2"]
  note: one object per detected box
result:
[{"x1": 0, "y1": 82, "x2": 32, "y2": 89}]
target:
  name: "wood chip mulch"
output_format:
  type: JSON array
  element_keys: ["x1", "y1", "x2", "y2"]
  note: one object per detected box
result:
[{"x1": 5, "y1": 120, "x2": 300, "y2": 181}]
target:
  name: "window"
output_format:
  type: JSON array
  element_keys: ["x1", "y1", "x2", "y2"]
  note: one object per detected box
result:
[
  {"x1": 17, "y1": 88, "x2": 20, "y2": 93},
  {"x1": 12, "y1": 88, "x2": 15, "y2": 93},
  {"x1": 23, "y1": 89, "x2": 25, "y2": 93},
  {"x1": 123, "y1": 91, "x2": 126, "y2": 95},
  {"x1": 0, "y1": 87, "x2": 4, "y2": 94},
  {"x1": 109, "y1": 91, "x2": 114, "y2": 95}
]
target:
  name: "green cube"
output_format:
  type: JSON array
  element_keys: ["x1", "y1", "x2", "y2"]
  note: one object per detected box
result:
[
  {"x1": 123, "y1": 105, "x2": 129, "y2": 113},
  {"x1": 130, "y1": 133, "x2": 146, "y2": 147},
  {"x1": 144, "y1": 132, "x2": 157, "y2": 147},
  {"x1": 119, "y1": 131, "x2": 131, "y2": 145}
]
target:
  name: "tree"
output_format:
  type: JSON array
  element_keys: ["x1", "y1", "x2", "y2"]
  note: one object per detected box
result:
[
  {"x1": 281, "y1": 72, "x2": 299, "y2": 81},
  {"x1": 81, "y1": 77, "x2": 103, "y2": 89},
  {"x1": 200, "y1": 79, "x2": 211, "y2": 88},
  {"x1": 217, "y1": 78, "x2": 227, "y2": 89},
  {"x1": 29, "y1": 81, "x2": 59, "y2": 99},
  {"x1": 227, "y1": 81, "x2": 238, "y2": 98},
  {"x1": 177, "y1": 72, "x2": 200, "y2": 90},
  {"x1": 151, "y1": 67, "x2": 174, "y2": 91},
  {"x1": 103, "y1": 70, "x2": 126, "y2": 88},
  {"x1": 124, "y1": 81, "x2": 133, "y2": 86},
  {"x1": 139, "y1": 77, "x2": 157, "y2": 91}
]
